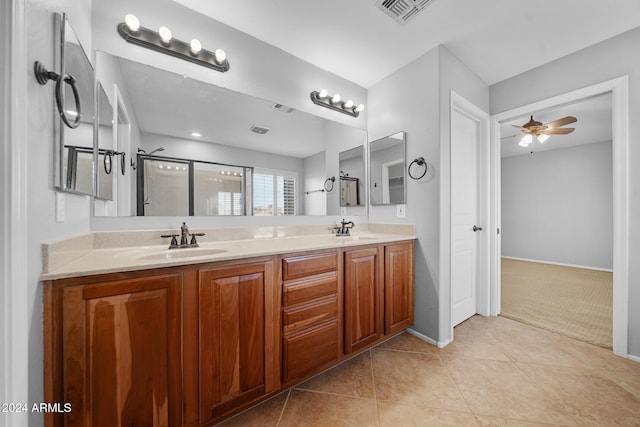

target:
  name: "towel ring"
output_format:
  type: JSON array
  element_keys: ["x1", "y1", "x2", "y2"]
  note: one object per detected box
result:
[
  {"x1": 103, "y1": 151, "x2": 113, "y2": 175},
  {"x1": 34, "y1": 61, "x2": 81, "y2": 129},
  {"x1": 408, "y1": 157, "x2": 427, "y2": 180},
  {"x1": 324, "y1": 176, "x2": 336, "y2": 192}
]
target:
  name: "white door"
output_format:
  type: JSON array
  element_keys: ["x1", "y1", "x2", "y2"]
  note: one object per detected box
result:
[{"x1": 451, "y1": 107, "x2": 480, "y2": 326}]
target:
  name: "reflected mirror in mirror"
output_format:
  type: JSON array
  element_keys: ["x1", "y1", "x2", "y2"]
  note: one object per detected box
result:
[
  {"x1": 96, "y1": 82, "x2": 114, "y2": 200},
  {"x1": 369, "y1": 132, "x2": 406, "y2": 205},
  {"x1": 338, "y1": 146, "x2": 365, "y2": 207},
  {"x1": 94, "y1": 52, "x2": 367, "y2": 216},
  {"x1": 56, "y1": 14, "x2": 96, "y2": 196}
]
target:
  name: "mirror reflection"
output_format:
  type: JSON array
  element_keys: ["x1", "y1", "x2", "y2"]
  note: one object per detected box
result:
[
  {"x1": 94, "y1": 52, "x2": 367, "y2": 216},
  {"x1": 369, "y1": 132, "x2": 406, "y2": 205},
  {"x1": 338, "y1": 146, "x2": 365, "y2": 207},
  {"x1": 58, "y1": 16, "x2": 96, "y2": 195},
  {"x1": 96, "y1": 82, "x2": 114, "y2": 200}
]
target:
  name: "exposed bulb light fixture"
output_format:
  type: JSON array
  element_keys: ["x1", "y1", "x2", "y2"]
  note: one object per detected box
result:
[
  {"x1": 124, "y1": 14, "x2": 140, "y2": 33},
  {"x1": 214, "y1": 48, "x2": 226, "y2": 64},
  {"x1": 189, "y1": 39, "x2": 202, "y2": 55},
  {"x1": 310, "y1": 89, "x2": 364, "y2": 118},
  {"x1": 117, "y1": 14, "x2": 230, "y2": 72},
  {"x1": 158, "y1": 26, "x2": 172, "y2": 44}
]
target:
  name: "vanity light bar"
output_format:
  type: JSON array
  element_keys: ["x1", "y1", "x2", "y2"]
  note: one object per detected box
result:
[
  {"x1": 117, "y1": 14, "x2": 229, "y2": 73},
  {"x1": 310, "y1": 90, "x2": 364, "y2": 118}
]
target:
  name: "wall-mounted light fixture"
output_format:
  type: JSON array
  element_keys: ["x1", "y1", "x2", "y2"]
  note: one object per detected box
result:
[
  {"x1": 310, "y1": 89, "x2": 364, "y2": 117},
  {"x1": 117, "y1": 14, "x2": 229, "y2": 73}
]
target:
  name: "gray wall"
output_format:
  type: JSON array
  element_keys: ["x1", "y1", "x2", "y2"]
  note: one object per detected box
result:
[
  {"x1": 501, "y1": 141, "x2": 613, "y2": 269},
  {"x1": 490, "y1": 26, "x2": 640, "y2": 356},
  {"x1": 368, "y1": 45, "x2": 489, "y2": 343}
]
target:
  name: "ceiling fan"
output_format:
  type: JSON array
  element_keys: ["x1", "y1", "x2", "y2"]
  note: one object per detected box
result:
[{"x1": 506, "y1": 115, "x2": 577, "y2": 147}]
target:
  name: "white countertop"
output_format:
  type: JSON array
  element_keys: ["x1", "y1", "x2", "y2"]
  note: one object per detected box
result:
[{"x1": 41, "y1": 226, "x2": 415, "y2": 281}]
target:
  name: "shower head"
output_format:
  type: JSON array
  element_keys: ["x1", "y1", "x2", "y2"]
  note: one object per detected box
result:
[
  {"x1": 138, "y1": 147, "x2": 165, "y2": 155},
  {"x1": 148, "y1": 147, "x2": 165, "y2": 155}
]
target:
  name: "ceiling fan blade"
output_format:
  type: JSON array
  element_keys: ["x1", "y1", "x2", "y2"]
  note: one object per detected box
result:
[
  {"x1": 542, "y1": 127, "x2": 575, "y2": 135},
  {"x1": 500, "y1": 134, "x2": 520, "y2": 140},
  {"x1": 511, "y1": 124, "x2": 525, "y2": 129},
  {"x1": 545, "y1": 116, "x2": 577, "y2": 128}
]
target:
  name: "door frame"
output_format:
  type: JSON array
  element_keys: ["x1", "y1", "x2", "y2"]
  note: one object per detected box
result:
[
  {"x1": 490, "y1": 77, "x2": 629, "y2": 357},
  {"x1": 444, "y1": 91, "x2": 491, "y2": 343}
]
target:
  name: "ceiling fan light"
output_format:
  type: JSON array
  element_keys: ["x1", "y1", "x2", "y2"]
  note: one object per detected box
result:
[
  {"x1": 537, "y1": 134, "x2": 550, "y2": 143},
  {"x1": 518, "y1": 134, "x2": 533, "y2": 147}
]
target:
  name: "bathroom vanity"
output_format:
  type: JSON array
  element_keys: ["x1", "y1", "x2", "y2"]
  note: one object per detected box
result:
[{"x1": 41, "y1": 226, "x2": 414, "y2": 426}]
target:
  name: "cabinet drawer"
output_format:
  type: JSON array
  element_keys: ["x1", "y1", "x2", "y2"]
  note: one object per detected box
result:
[
  {"x1": 282, "y1": 319, "x2": 339, "y2": 383},
  {"x1": 283, "y1": 272, "x2": 338, "y2": 306},
  {"x1": 283, "y1": 296, "x2": 337, "y2": 334},
  {"x1": 282, "y1": 251, "x2": 338, "y2": 281}
]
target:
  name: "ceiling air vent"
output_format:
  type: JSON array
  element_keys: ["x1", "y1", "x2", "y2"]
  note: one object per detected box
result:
[
  {"x1": 273, "y1": 103, "x2": 294, "y2": 113},
  {"x1": 250, "y1": 125, "x2": 270, "y2": 135},
  {"x1": 375, "y1": 0, "x2": 436, "y2": 25}
]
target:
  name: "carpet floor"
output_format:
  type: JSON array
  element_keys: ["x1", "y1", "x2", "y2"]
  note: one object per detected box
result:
[{"x1": 501, "y1": 258, "x2": 612, "y2": 349}]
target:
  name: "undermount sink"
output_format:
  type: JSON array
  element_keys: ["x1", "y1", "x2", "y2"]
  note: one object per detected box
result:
[{"x1": 137, "y1": 247, "x2": 227, "y2": 261}]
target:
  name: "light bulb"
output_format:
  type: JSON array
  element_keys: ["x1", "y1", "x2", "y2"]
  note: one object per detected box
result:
[
  {"x1": 355, "y1": 104, "x2": 365, "y2": 113},
  {"x1": 124, "y1": 14, "x2": 140, "y2": 32},
  {"x1": 537, "y1": 134, "x2": 549, "y2": 143},
  {"x1": 214, "y1": 49, "x2": 226, "y2": 64},
  {"x1": 159, "y1": 26, "x2": 172, "y2": 44},
  {"x1": 331, "y1": 94, "x2": 341, "y2": 104},
  {"x1": 191, "y1": 132, "x2": 201, "y2": 137},
  {"x1": 518, "y1": 134, "x2": 533, "y2": 146},
  {"x1": 190, "y1": 39, "x2": 202, "y2": 55},
  {"x1": 318, "y1": 89, "x2": 328, "y2": 98},
  {"x1": 344, "y1": 99, "x2": 354, "y2": 109}
]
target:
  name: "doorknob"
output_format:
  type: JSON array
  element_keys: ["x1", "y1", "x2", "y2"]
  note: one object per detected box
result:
[{"x1": 473, "y1": 225, "x2": 482, "y2": 232}]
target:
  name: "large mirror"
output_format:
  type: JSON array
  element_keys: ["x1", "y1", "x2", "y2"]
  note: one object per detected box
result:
[
  {"x1": 369, "y1": 131, "x2": 406, "y2": 205},
  {"x1": 94, "y1": 52, "x2": 367, "y2": 216},
  {"x1": 338, "y1": 146, "x2": 365, "y2": 207},
  {"x1": 55, "y1": 14, "x2": 96, "y2": 196}
]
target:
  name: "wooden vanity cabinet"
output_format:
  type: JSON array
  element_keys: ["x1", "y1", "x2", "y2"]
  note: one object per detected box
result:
[
  {"x1": 197, "y1": 259, "x2": 278, "y2": 424},
  {"x1": 343, "y1": 246, "x2": 384, "y2": 354},
  {"x1": 280, "y1": 251, "x2": 341, "y2": 385},
  {"x1": 44, "y1": 270, "x2": 184, "y2": 427},
  {"x1": 384, "y1": 241, "x2": 415, "y2": 335}
]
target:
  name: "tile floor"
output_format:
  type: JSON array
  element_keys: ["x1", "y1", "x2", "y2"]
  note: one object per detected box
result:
[{"x1": 218, "y1": 315, "x2": 640, "y2": 426}]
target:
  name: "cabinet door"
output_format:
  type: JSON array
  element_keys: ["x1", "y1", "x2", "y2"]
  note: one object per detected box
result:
[
  {"x1": 62, "y1": 273, "x2": 182, "y2": 427},
  {"x1": 385, "y1": 242, "x2": 415, "y2": 335},
  {"x1": 198, "y1": 261, "x2": 275, "y2": 422},
  {"x1": 344, "y1": 247, "x2": 383, "y2": 353}
]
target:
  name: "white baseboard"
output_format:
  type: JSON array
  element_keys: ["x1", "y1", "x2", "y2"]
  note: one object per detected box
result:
[
  {"x1": 627, "y1": 354, "x2": 640, "y2": 363},
  {"x1": 406, "y1": 328, "x2": 451, "y2": 348},
  {"x1": 501, "y1": 256, "x2": 613, "y2": 273}
]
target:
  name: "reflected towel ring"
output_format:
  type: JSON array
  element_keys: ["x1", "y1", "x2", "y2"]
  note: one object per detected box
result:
[
  {"x1": 408, "y1": 157, "x2": 427, "y2": 180},
  {"x1": 33, "y1": 61, "x2": 81, "y2": 129},
  {"x1": 119, "y1": 152, "x2": 126, "y2": 176},
  {"x1": 324, "y1": 176, "x2": 336, "y2": 192},
  {"x1": 103, "y1": 151, "x2": 113, "y2": 175}
]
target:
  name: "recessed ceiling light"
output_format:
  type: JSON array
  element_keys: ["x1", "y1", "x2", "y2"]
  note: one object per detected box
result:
[{"x1": 191, "y1": 132, "x2": 201, "y2": 137}]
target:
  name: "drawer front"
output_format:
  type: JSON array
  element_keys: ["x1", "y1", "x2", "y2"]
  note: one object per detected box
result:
[
  {"x1": 282, "y1": 251, "x2": 338, "y2": 281},
  {"x1": 283, "y1": 296, "x2": 337, "y2": 334},
  {"x1": 283, "y1": 272, "x2": 338, "y2": 307},
  {"x1": 282, "y1": 319, "x2": 339, "y2": 383}
]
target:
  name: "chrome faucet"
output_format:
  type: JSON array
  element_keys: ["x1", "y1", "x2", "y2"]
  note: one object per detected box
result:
[
  {"x1": 334, "y1": 218, "x2": 354, "y2": 236},
  {"x1": 161, "y1": 222, "x2": 206, "y2": 249}
]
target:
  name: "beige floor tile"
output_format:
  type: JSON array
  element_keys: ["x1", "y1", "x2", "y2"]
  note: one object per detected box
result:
[
  {"x1": 441, "y1": 356, "x2": 577, "y2": 425},
  {"x1": 217, "y1": 390, "x2": 289, "y2": 427},
  {"x1": 437, "y1": 318, "x2": 511, "y2": 361},
  {"x1": 475, "y1": 414, "x2": 562, "y2": 426},
  {"x1": 294, "y1": 351, "x2": 375, "y2": 398},
  {"x1": 517, "y1": 363, "x2": 640, "y2": 426},
  {"x1": 373, "y1": 349, "x2": 469, "y2": 412},
  {"x1": 278, "y1": 389, "x2": 377, "y2": 427},
  {"x1": 377, "y1": 401, "x2": 478, "y2": 426},
  {"x1": 375, "y1": 331, "x2": 437, "y2": 353}
]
